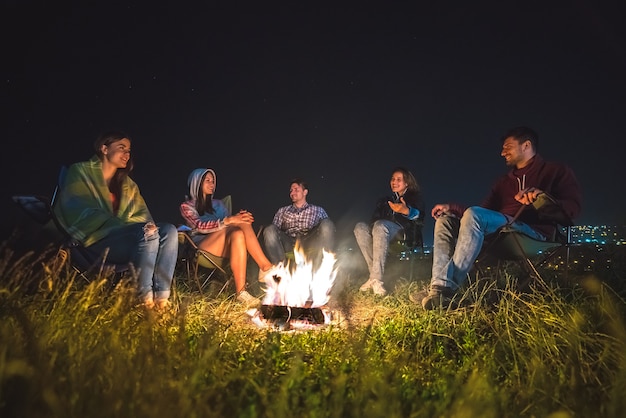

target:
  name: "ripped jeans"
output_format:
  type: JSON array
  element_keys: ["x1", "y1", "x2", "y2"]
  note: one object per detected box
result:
[{"x1": 87, "y1": 222, "x2": 178, "y2": 302}]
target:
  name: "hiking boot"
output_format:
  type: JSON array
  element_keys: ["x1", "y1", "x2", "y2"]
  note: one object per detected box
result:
[
  {"x1": 237, "y1": 290, "x2": 260, "y2": 307},
  {"x1": 421, "y1": 285, "x2": 456, "y2": 310},
  {"x1": 371, "y1": 280, "x2": 387, "y2": 296}
]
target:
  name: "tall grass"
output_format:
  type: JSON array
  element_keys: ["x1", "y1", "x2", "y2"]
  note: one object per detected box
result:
[{"x1": 1, "y1": 242, "x2": 625, "y2": 417}]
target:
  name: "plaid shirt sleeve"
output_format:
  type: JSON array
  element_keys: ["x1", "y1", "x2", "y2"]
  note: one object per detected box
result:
[
  {"x1": 311, "y1": 205, "x2": 328, "y2": 224},
  {"x1": 272, "y1": 207, "x2": 285, "y2": 228},
  {"x1": 180, "y1": 200, "x2": 224, "y2": 234}
]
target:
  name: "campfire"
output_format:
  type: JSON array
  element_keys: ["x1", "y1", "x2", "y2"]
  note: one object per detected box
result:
[{"x1": 248, "y1": 242, "x2": 338, "y2": 330}]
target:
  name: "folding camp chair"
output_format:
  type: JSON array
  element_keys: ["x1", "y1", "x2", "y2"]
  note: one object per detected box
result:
[
  {"x1": 176, "y1": 195, "x2": 233, "y2": 294},
  {"x1": 176, "y1": 229, "x2": 233, "y2": 295},
  {"x1": 12, "y1": 166, "x2": 131, "y2": 282},
  {"x1": 475, "y1": 193, "x2": 574, "y2": 290},
  {"x1": 388, "y1": 219, "x2": 425, "y2": 281}
]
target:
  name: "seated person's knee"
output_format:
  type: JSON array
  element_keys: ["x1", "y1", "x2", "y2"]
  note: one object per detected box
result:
[
  {"x1": 318, "y1": 218, "x2": 335, "y2": 234},
  {"x1": 262, "y1": 224, "x2": 280, "y2": 240}
]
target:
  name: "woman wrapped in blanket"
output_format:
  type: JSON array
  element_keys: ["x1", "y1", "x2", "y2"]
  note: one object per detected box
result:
[{"x1": 53, "y1": 131, "x2": 178, "y2": 310}]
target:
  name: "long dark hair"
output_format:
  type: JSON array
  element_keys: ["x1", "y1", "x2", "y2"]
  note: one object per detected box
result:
[
  {"x1": 93, "y1": 130, "x2": 133, "y2": 199},
  {"x1": 195, "y1": 170, "x2": 215, "y2": 214}
]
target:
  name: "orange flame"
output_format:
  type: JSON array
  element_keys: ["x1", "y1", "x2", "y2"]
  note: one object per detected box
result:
[{"x1": 261, "y1": 241, "x2": 337, "y2": 308}]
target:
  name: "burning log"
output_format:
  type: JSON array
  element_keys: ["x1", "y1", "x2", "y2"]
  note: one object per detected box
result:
[{"x1": 260, "y1": 304, "x2": 325, "y2": 324}]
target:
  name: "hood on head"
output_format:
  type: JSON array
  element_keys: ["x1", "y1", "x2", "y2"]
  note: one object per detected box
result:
[{"x1": 187, "y1": 168, "x2": 216, "y2": 201}]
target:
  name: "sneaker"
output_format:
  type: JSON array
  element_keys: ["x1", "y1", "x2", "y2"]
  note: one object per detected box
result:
[
  {"x1": 371, "y1": 280, "x2": 387, "y2": 296},
  {"x1": 359, "y1": 278, "x2": 375, "y2": 292},
  {"x1": 237, "y1": 290, "x2": 260, "y2": 306},
  {"x1": 258, "y1": 264, "x2": 284, "y2": 283},
  {"x1": 421, "y1": 285, "x2": 456, "y2": 310}
]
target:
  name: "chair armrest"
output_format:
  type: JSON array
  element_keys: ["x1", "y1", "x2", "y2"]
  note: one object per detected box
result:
[{"x1": 533, "y1": 192, "x2": 574, "y2": 227}]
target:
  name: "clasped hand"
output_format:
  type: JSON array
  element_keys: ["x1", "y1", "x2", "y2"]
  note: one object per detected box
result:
[
  {"x1": 226, "y1": 210, "x2": 254, "y2": 225},
  {"x1": 515, "y1": 187, "x2": 544, "y2": 205}
]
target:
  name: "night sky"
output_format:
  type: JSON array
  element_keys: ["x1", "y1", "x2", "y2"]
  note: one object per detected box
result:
[{"x1": 2, "y1": 1, "x2": 625, "y2": 248}]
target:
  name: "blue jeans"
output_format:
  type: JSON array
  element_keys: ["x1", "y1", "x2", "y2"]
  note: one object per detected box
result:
[
  {"x1": 431, "y1": 206, "x2": 545, "y2": 290},
  {"x1": 263, "y1": 218, "x2": 335, "y2": 265},
  {"x1": 354, "y1": 220, "x2": 403, "y2": 283},
  {"x1": 87, "y1": 222, "x2": 178, "y2": 302}
]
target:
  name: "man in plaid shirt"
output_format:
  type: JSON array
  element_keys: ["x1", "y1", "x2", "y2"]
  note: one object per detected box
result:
[{"x1": 262, "y1": 178, "x2": 335, "y2": 272}]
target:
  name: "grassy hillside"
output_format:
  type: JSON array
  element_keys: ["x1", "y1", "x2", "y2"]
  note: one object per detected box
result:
[{"x1": 1, "y1": 239, "x2": 625, "y2": 417}]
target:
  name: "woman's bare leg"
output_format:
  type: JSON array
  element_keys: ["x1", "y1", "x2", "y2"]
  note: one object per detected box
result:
[
  {"x1": 197, "y1": 229, "x2": 228, "y2": 256},
  {"x1": 227, "y1": 229, "x2": 248, "y2": 293},
  {"x1": 238, "y1": 223, "x2": 273, "y2": 270},
  {"x1": 198, "y1": 225, "x2": 272, "y2": 288}
]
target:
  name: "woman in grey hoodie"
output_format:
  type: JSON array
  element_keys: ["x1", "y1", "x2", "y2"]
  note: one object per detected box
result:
[{"x1": 180, "y1": 168, "x2": 279, "y2": 305}]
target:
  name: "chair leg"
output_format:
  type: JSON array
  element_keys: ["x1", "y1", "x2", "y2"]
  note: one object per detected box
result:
[
  {"x1": 49, "y1": 247, "x2": 68, "y2": 276},
  {"x1": 193, "y1": 260, "x2": 205, "y2": 295},
  {"x1": 216, "y1": 277, "x2": 232, "y2": 297},
  {"x1": 565, "y1": 226, "x2": 572, "y2": 284},
  {"x1": 508, "y1": 233, "x2": 550, "y2": 289},
  {"x1": 191, "y1": 257, "x2": 227, "y2": 295},
  {"x1": 199, "y1": 268, "x2": 218, "y2": 291}
]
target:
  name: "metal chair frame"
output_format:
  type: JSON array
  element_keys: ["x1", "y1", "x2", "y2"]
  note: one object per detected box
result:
[
  {"x1": 176, "y1": 230, "x2": 233, "y2": 295},
  {"x1": 388, "y1": 219, "x2": 425, "y2": 281}
]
